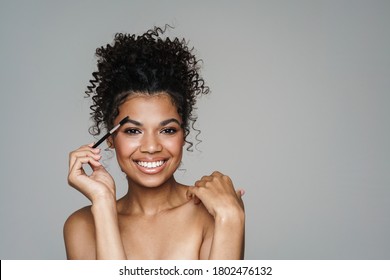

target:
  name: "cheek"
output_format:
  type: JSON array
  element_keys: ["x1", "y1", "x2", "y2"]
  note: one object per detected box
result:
[
  {"x1": 165, "y1": 137, "x2": 184, "y2": 155},
  {"x1": 114, "y1": 137, "x2": 139, "y2": 157}
]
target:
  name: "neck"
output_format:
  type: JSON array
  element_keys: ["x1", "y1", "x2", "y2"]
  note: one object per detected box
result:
[{"x1": 118, "y1": 176, "x2": 187, "y2": 216}]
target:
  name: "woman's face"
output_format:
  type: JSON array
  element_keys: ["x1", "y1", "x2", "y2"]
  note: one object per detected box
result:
[{"x1": 110, "y1": 93, "x2": 184, "y2": 188}]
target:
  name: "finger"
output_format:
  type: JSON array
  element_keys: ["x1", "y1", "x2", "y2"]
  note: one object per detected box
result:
[
  {"x1": 236, "y1": 189, "x2": 245, "y2": 197},
  {"x1": 69, "y1": 147, "x2": 101, "y2": 169},
  {"x1": 186, "y1": 185, "x2": 201, "y2": 198},
  {"x1": 69, "y1": 155, "x2": 102, "y2": 180},
  {"x1": 68, "y1": 157, "x2": 102, "y2": 190},
  {"x1": 211, "y1": 170, "x2": 223, "y2": 177},
  {"x1": 194, "y1": 180, "x2": 204, "y2": 188},
  {"x1": 186, "y1": 186, "x2": 202, "y2": 205},
  {"x1": 236, "y1": 189, "x2": 245, "y2": 210},
  {"x1": 200, "y1": 175, "x2": 212, "y2": 182},
  {"x1": 186, "y1": 186, "x2": 195, "y2": 200},
  {"x1": 69, "y1": 152, "x2": 100, "y2": 170}
]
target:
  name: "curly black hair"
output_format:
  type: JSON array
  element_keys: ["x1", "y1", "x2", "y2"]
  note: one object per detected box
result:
[{"x1": 85, "y1": 26, "x2": 209, "y2": 151}]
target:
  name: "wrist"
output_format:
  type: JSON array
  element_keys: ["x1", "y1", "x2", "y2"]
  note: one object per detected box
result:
[
  {"x1": 90, "y1": 190, "x2": 116, "y2": 203},
  {"x1": 91, "y1": 196, "x2": 117, "y2": 215},
  {"x1": 215, "y1": 207, "x2": 245, "y2": 225}
]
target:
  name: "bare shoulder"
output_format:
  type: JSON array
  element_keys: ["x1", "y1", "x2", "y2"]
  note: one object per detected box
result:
[
  {"x1": 189, "y1": 201, "x2": 214, "y2": 229},
  {"x1": 63, "y1": 206, "x2": 96, "y2": 259},
  {"x1": 64, "y1": 205, "x2": 94, "y2": 227},
  {"x1": 176, "y1": 185, "x2": 213, "y2": 223},
  {"x1": 184, "y1": 199, "x2": 215, "y2": 259},
  {"x1": 181, "y1": 188, "x2": 214, "y2": 229}
]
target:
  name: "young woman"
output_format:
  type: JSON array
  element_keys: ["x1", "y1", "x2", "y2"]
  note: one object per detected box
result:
[{"x1": 64, "y1": 27, "x2": 245, "y2": 260}]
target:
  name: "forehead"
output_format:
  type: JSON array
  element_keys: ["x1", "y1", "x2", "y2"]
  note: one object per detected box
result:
[{"x1": 118, "y1": 93, "x2": 180, "y2": 120}]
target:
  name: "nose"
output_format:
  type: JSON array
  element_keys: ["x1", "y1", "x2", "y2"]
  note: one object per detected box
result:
[{"x1": 139, "y1": 133, "x2": 162, "y2": 154}]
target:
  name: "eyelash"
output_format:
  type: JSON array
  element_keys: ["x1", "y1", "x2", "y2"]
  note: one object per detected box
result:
[
  {"x1": 124, "y1": 128, "x2": 141, "y2": 135},
  {"x1": 123, "y1": 128, "x2": 178, "y2": 135},
  {"x1": 161, "y1": 128, "x2": 178, "y2": 135}
]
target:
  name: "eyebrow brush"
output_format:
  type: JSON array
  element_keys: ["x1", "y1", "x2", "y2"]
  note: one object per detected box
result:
[{"x1": 92, "y1": 116, "x2": 129, "y2": 148}]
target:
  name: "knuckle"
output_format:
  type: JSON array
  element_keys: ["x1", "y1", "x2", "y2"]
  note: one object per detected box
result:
[
  {"x1": 69, "y1": 151, "x2": 75, "y2": 158},
  {"x1": 222, "y1": 175, "x2": 232, "y2": 183},
  {"x1": 196, "y1": 186, "x2": 206, "y2": 194},
  {"x1": 67, "y1": 174, "x2": 75, "y2": 185},
  {"x1": 201, "y1": 175, "x2": 209, "y2": 181}
]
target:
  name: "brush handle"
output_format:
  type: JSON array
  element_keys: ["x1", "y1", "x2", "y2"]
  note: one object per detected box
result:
[
  {"x1": 92, "y1": 133, "x2": 110, "y2": 148},
  {"x1": 91, "y1": 116, "x2": 129, "y2": 148}
]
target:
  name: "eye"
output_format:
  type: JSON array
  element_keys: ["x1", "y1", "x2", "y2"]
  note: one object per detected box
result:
[
  {"x1": 161, "y1": 128, "x2": 178, "y2": 135},
  {"x1": 124, "y1": 128, "x2": 142, "y2": 135}
]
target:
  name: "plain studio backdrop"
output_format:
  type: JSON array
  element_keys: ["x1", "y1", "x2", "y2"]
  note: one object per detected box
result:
[{"x1": 0, "y1": 0, "x2": 389, "y2": 259}]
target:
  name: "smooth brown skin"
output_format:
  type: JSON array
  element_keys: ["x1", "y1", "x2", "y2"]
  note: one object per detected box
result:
[{"x1": 64, "y1": 93, "x2": 245, "y2": 259}]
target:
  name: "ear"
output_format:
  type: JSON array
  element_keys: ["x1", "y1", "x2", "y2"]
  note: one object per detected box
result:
[{"x1": 106, "y1": 136, "x2": 115, "y2": 149}]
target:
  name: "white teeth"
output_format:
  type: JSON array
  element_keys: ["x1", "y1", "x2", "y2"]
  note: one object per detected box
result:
[{"x1": 137, "y1": 161, "x2": 165, "y2": 168}]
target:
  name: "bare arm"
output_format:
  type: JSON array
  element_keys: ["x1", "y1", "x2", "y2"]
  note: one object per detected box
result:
[
  {"x1": 209, "y1": 207, "x2": 245, "y2": 259},
  {"x1": 66, "y1": 143, "x2": 126, "y2": 259},
  {"x1": 91, "y1": 198, "x2": 126, "y2": 259},
  {"x1": 188, "y1": 171, "x2": 245, "y2": 260}
]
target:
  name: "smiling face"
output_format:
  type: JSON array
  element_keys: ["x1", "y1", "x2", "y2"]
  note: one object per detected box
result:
[{"x1": 110, "y1": 93, "x2": 184, "y2": 188}]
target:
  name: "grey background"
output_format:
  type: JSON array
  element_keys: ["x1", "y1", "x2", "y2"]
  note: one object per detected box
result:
[{"x1": 0, "y1": 0, "x2": 389, "y2": 259}]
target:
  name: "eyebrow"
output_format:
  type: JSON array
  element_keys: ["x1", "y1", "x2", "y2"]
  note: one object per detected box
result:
[
  {"x1": 160, "y1": 118, "x2": 182, "y2": 127},
  {"x1": 123, "y1": 118, "x2": 142, "y2": 126},
  {"x1": 123, "y1": 118, "x2": 182, "y2": 127}
]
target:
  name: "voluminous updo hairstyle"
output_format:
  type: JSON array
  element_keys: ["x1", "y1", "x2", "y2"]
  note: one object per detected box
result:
[{"x1": 85, "y1": 25, "x2": 209, "y2": 150}]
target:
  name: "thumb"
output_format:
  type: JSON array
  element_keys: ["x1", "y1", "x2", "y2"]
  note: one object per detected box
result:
[
  {"x1": 186, "y1": 186, "x2": 201, "y2": 204},
  {"x1": 236, "y1": 189, "x2": 245, "y2": 210},
  {"x1": 236, "y1": 189, "x2": 245, "y2": 198}
]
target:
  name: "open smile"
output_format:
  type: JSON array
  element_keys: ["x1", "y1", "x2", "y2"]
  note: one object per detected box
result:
[
  {"x1": 133, "y1": 158, "x2": 169, "y2": 174},
  {"x1": 136, "y1": 160, "x2": 166, "y2": 169}
]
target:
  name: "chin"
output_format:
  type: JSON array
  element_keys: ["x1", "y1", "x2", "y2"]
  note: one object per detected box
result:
[{"x1": 127, "y1": 173, "x2": 175, "y2": 189}]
